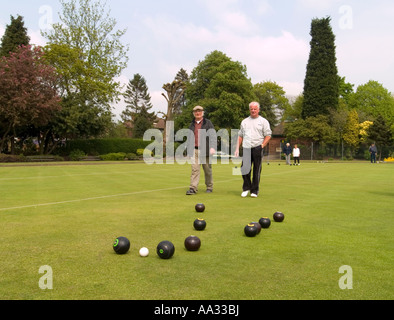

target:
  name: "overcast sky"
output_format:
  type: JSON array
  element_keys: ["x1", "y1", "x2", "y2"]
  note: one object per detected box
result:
[{"x1": 1, "y1": 0, "x2": 394, "y2": 119}]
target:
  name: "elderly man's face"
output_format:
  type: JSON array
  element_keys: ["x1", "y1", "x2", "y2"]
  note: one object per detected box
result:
[
  {"x1": 249, "y1": 104, "x2": 260, "y2": 118},
  {"x1": 193, "y1": 110, "x2": 204, "y2": 121}
]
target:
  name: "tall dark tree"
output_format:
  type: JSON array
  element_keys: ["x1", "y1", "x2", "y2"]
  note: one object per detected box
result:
[
  {"x1": 121, "y1": 73, "x2": 155, "y2": 137},
  {"x1": 302, "y1": 17, "x2": 339, "y2": 119},
  {"x1": 0, "y1": 15, "x2": 30, "y2": 57}
]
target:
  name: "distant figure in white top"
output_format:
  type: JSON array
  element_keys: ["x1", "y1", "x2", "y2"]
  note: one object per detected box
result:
[
  {"x1": 235, "y1": 102, "x2": 272, "y2": 198},
  {"x1": 293, "y1": 144, "x2": 300, "y2": 165}
]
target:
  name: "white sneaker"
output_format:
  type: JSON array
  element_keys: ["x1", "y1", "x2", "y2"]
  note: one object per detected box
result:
[
  {"x1": 251, "y1": 193, "x2": 258, "y2": 198},
  {"x1": 241, "y1": 191, "x2": 250, "y2": 198}
]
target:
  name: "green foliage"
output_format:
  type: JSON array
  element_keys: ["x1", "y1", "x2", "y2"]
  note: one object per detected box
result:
[
  {"x1": 349, "y1": 80, "x2": 394, "y2": 126},
  {"x1": 122, "y1": 74, "x2": 154, "y2": 120},
  {"x1": 179, "y1": 50, "x2": 254, "y2": 129},
  {"x1": 283, "y1": 95, "x2": 303, "y2": 121},
  {"x1": 368, "y1": 115, "x2": 393, "y2": 160},
  {"x1": 285, "y1": 115, "x2": 337, "y2": 144},
  {"x1": 125, "y1": 153, "x2": 139, "y2": 160},
  {"x1": 253, "y1": 81, "x2": 290, "y2": 126},
  {"x1": 121, "y1": 73, "x2": 155, "y2": 138},
  {"x1": 338, "y1": 76, "x2": 354, "y2": 104},
  {"x1": 343, "y1": 109, "x2": 360, "y2": 149},
  {"x1": 302, "y1": 17, "x2": 339, "y2": 118},
  {"x1": 69, "y1": 149, "x2": 86, "y2": 161},
  {"x1": 0, "y1": 154, "x2": 27, "y2": 163},
  {"x1": 42, "y1": 0, "x2": 129, "y2": 139},
  {"x1": 99, "y1": 152, "x2": 126, "y2": 161},
  {"x1": 57, "y1": 138, "x2": 150, "y2": 156},
  {"x1": 0, "y1": 15, "x2": 30, "y2": 57}
]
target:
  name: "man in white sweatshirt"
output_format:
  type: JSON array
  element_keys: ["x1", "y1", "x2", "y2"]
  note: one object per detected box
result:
[{"x1": 235, "y1": 102, "x2": 272, "y2": 198}]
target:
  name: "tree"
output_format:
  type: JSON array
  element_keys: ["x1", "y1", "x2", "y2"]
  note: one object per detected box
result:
[
  {"x1": 285, "y1": 115, "x2": 337, "y2": 144},
  {"x1": 121, "y1": 74, "x2": 155, "y2": 138},
  {"x1": 133, "y1": 106, "x2": 156, "y2": 138},
  {"x1": 253, "y1": 81, "x2": 290, "y2": 127},
  {"x1": 283, "y1": 95, "x2": 303, "y2": 122},
  {"x1": 161, "y1": 79, "x2": 187, "y2": 150},
  {"x1": 122, "y1": 74, "x2": 154, "y2": 122},
  {"x1": 368, "y1": 115, "x2": 393, "y2": 161},
  {"x1": 302, "y1": 17, "x2": 339, "y2": 119},
  {"x1": 181, "y1": 50, "x2": 254, "y2": 129},
  {"x1": 162, "y1": 80, "x2": 187, "y2": 123},
  {"x1": 338, "y1": 76, "x2": 354, "y2": 106},
  {"x1": 173, "y1": 68, "x2": 189, "y2": 117},
  {"x1": 42, "y1": 0, "x2": 129, "y2": 138},
  {"x1": 349, "y1": 80, "x2": 394, "y2": 126},
  {"x1": 0, "y1": 45, "x2": 61, "y2": 153},
  {"x1": 342, "y1": 109, "x2": 360, "y2": 153},
  {"x1": 0, "y1": 15, "x2": 30, "y2": 57},
  {"x1": 359, "y1": 120, "x2": 373, "y2": 143}
]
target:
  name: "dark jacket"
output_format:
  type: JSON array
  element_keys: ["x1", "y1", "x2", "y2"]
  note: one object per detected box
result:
[
  {"x1": 283, "y1": 145, "x2": 292, "y2": 156},
  {"x1": 369, "y1": 145, "x2": 377, "y2": 154},
  {"x1": 188, "y1": 118, "x2": 216, "y2": 157}
]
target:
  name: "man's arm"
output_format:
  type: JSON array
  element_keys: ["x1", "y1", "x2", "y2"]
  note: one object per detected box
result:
[
  {"x1": 235, "y1": 136, "x2": 243, "y2": 157},
  {"x1": 262, "y1": 136, "x2": 271, "y2": 148}
]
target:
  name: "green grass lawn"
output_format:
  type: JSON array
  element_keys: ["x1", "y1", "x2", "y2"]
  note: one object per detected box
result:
[{"x1": 0, "y1": 160, "x2": 393, "y2": 300}]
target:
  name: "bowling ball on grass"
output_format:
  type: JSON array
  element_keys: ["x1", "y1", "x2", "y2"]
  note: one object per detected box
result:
[
  {"x1": 113, "y1": 237, "x2": 130, "y2": 255},
  {"x1": 157, "y1": 241, "x2": 175, "y2": 259}
]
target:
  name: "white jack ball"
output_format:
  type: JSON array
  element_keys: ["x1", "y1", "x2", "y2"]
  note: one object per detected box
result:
[{"x1": 139, "y1": 247, "x2": 149, "y2": 257}]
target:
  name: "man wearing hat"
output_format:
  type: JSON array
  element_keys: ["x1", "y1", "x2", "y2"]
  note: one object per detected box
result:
[{"x1": 186, "y1": 106, "x2": 216, "y2": 195}]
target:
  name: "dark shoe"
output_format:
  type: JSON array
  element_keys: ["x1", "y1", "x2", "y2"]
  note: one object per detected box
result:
[
  {"x1": 206, "y1": 189, "x2": 213, "y2": 193},
  {"x1": 186, "y1": 189, "x2": 197, "y2": 195}
]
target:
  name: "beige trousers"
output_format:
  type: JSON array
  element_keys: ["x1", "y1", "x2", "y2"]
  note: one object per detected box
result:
[{"x1": 189, "y1": 149, "x2": 213, "y2": 191}]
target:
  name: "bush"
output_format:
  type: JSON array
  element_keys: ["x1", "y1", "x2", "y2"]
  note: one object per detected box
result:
[
  {"x1": 57, "y1": 138, "x2": 151, "y2": 156},
  {"x1": 99, "y1": 153, "x2": 127, "y2": 161},
  {"x1": 69, "y1": 149, "x2": 86, "y2": 161},
  {"x1": 0, "y1": 154, "x2": 27, "y2": 163},
  {"x1": 126, "y1": 153, "x2": 139, "y2": 160}
]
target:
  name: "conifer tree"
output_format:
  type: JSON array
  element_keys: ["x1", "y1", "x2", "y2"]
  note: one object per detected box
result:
[
  {"x1": 0, "y1": 15, "x2": 30, "y2": 57},
  {"x1": 122, "y1": 73, "x2": 155, "y2": 137},
  {"x1": 302, "y1": 17, "x2": 339, "y2": 119}
]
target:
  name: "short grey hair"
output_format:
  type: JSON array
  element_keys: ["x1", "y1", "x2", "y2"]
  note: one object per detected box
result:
[{"x1": 249, "y1": 101, "x2": 260, "y2": 109}]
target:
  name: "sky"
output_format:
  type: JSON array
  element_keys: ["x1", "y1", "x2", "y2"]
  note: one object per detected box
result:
[{"x1": 1, "y1": 0, "x2": 394, "y2": 119}]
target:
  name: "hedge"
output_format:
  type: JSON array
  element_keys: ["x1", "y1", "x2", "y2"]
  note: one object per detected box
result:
[{"x1": 56, "y1": 138, "x2": 151, "y2": 156}]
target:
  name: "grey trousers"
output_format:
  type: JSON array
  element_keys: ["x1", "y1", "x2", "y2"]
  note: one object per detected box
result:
[{"x1": 189, "y1": 149, "x2": 213, "y2": 192}]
